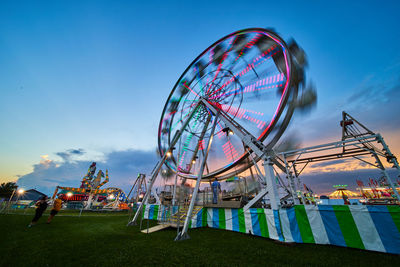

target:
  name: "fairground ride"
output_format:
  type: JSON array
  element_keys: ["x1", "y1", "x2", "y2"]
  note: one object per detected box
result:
[
  {"x1": 128, "y1": 28, "x2": 317, "y2": 240},
  {"x1": 51, "y1": 162, "x2": 128, "y2": 210}
]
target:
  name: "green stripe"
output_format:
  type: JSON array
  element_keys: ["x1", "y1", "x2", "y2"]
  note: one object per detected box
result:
[
  {"x1": 189, "y1": 218, "x2": 192, "y2": 229},
  {"x1": 142, "y1": 204, "x2": 146, "y2": 218},
  {"x1": 387, "y1": 205, "x2": 400, "y2": 233},
  {"x1": 332, "y1": 205, "x2": 365, "y2": 249},
  {"x1": 219, "y1": 209, "x2": 226, "y2": 229},
  {"x1": 257, "y1": 208, "x2": 269, "y2": 238},
  {"x1": 294, "y1": 205, "x2": 315, "y2": 243},
  {"x1": 238, "y1": 208, "x2": 246, "y2": 233},
  {"x1": 153, "y1": 205, "x2": 159, "y2": 220},
  {"x1": 202, "y1": 208, "x2": 208, "y2": 227}
]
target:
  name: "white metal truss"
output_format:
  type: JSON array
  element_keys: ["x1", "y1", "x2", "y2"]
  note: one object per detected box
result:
[{"x1": 277, "y1": 111, "x2": 400, "y2": 202}]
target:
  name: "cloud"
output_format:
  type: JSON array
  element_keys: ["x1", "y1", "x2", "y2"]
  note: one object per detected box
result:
[
  {"x1": 55, "y1": 148, "x2": 86, "y2": 162},
  {"x1": 68, "y1": 149, "x2": 85, "y2": 155},
  {"x1": 288, "y1": 73, "x2": 400, "y2": 148},
  {"x1": 17, "y1": 149, "x2": 158, "y2": 195},
  {"x1": 343, "y1": 75, "x2": 400, "y2": 132}
]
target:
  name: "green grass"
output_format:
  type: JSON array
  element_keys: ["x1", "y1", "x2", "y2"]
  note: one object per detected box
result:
[{"x1": 0, "y1": 212, "x2": 399, "y2": 266}]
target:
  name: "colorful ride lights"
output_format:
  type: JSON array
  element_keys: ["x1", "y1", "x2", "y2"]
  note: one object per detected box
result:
[{"x1": 66, "y1": 192, "x2": 73, "y2": 198}]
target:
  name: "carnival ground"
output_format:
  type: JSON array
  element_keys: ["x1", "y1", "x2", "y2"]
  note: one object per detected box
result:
[{"x1": 1, "y1": 210, "x2": 399, "y2": 266}]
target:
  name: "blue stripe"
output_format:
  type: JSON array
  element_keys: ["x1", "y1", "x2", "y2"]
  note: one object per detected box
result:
[
  {"x1": 195, "y1": 209, "x2": 201, "y2": 228},
  {"x1": 148, "y1": 205, "x2": 154, "y2": 219},
  {"x1": 286, "y1": 207, "x2": 303, "y2": 243},
  {"x1": 232, "y1": 209, "x2": 239, "y2": 232},
  {"x1": 367, "y1": 206, "x2": 400, "y2": 254},
  {"x1": 160, "y1": 206, "x2": 165, "y2": 220},
  {"x1": 250, "y1": 209, "x2": 261, "y2": 236},
  {"x1": 213, "y1": 208, "x2": 219, "y2": 228},
  {"x1": 318, "y1": 205, "x2": 346, "y2": 247},
  {"x1": 172, "y1": 206, "x2": 178, "y2": 214},
  {"x1": 273, "y1": 209, "x2": 284, "y2": 241}
]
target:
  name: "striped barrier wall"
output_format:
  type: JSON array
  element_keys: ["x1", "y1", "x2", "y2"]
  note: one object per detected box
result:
[
  {"x1": 141, "y1": 204, "x2": 178, "y2": 222},
  {"x1": 140, "y1": 204, "x2": 400, "y2": 254},
  {"x1": 279, "y1": 205, "x2": 400, "y2": 254},
  {"x1": 188, "y1": 207, "x2": 283, "y2": 239}
]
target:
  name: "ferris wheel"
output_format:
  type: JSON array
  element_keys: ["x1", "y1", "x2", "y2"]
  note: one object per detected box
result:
[
  {"x1": 129, "y1": 28, "x2": 312, "y2": 237},
  {"x1": 158, "y1": 28, "x2": 306, "y2": 181}
]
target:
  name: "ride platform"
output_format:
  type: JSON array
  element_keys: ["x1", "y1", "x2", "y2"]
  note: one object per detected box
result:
[
  {"x1": 141, "y1": 224, "x2": 171, "y2": 234},
  {"x1": 204, "y1": 200, "x2": 242, "y2": 209}
]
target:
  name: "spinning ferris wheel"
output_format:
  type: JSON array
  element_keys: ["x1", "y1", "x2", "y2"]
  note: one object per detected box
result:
[
  {"x1": 158, "y1": 28, "x2": 306, "y2": 180},
  {"x1": 130, "y1": 28, "x2": 313, "y2": 239}
]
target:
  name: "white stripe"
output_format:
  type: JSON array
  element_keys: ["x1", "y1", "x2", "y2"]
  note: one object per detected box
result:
[
  {"x1": 143, "y1": 205, "x2": 149, "y2": 219},
  {"x1": 191, "y1": 211, "x2": 197, "y2": 228},
  {"x1": 305, "y1": 205, "x2": 329, "y2": 245},
  {"x1": 225, "y1": 209, "x2": 233, "y2": 231},
  {"x1": 264, "y1": 209, "x2": 278, "y2": 240},
  {"x1": 207, "y1": 208, "x2": 213, "y2": 227},
  {"x1": 349, "y1": 206, "x2": 386, "y2": 253},
  {"x1": 157, "y1": 205, "x2": 162, "y2": 220},
  {"x1": 279, "y1": 209, "x2": 294, "y2": 242},
  {"x1": 244, "y1": 209, "x2": 253, "y2": 234}
]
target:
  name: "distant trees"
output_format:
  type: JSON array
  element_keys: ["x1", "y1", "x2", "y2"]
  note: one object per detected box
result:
[{"x1": 0, "y1": 182, "x2": 17, "y2": 198}]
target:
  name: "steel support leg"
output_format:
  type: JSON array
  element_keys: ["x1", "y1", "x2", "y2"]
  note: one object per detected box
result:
[
  {"x1": 175, "y1": 112, "x2": 219, "y2": 241},
  {"x1": 263, "y1": 158, "x2": 280, "y2": 210}
]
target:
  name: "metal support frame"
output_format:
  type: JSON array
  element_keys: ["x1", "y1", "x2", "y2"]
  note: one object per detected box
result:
[
  {"x1": 278, "y1": 132, "x2": 400, "y2": 202},
  {"x1": 371, "y1": 142, "x2": 400, "y2": 201},
  {"x1": 175, "y1": 110, "x2": 219, "y2": 240},
  {"x1": 127, "y1": 101, "x2": 202, "y2": 226},
  {"x1": 377, "y1": 134, "x2": 400, "y2": 180},
  {"x1": 263, "y1": 159, "x2": 280, "y2": 209},
  {"x1": 126, "y1": 174, "x2": 146, "y2": 202},
  {"x1": 200, "y1": 99, "x2": 283, "y2": 211}
]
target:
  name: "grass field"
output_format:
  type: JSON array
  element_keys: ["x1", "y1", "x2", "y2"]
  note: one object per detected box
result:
[{"x1": 1, "y1": 211, "x2": 399, "y2": 266}]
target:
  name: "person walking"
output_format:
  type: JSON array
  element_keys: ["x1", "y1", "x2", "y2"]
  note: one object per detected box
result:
[
  {"x1": 28, "y1": 196, "x2": 48, "y2": 227},
  {"x1": 211, "y1": 178, "x2": 221, "y2": 204},
  {"x1": 47, "y1": 197, "x2": 63, "y2": 224}
]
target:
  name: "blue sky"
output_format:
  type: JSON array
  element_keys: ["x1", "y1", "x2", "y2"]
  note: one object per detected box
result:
[{"x1": 1, "y1": 0, "x2": 399, "y2": 194}]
